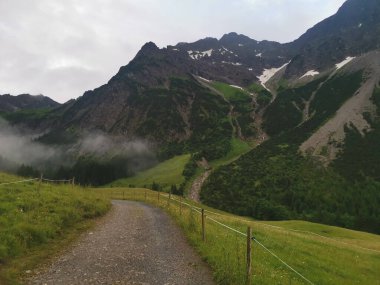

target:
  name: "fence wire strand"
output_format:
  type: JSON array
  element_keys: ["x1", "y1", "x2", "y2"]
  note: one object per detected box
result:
[
  {"x1": 0, "y1": 178, "x2": 38, "y2": 186},
  {"x1": 170, "y1": 194, "x2": 315, "y2": 284}
]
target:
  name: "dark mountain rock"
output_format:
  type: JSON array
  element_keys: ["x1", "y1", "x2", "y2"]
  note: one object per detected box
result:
[
  {"x1": 0, "y1": 94, "x2": 60, "y2": 113},
  {"x1": 284, "y1": 0, "x2": 380, "y2": 78}
]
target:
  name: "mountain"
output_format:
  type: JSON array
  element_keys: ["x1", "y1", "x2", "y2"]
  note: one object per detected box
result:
[
  {"x1": 284, "y1": 0, "x2": 380, "y2": 78},
  {"x1": 0, "y1": 94, "x2": 60, "y2": 113},
  {"x1": 1, "y1": 0, "x2": 380, "y2": 232}
]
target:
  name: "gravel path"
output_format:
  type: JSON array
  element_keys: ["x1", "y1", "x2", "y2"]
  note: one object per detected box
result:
[{"x1": 28, "y1": 200, "x2": 215, "y2": 285}]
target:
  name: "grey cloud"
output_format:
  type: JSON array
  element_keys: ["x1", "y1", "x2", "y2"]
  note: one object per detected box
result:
[{"x1": 0, "y1": 119, "x2": 156, "y2": 173}]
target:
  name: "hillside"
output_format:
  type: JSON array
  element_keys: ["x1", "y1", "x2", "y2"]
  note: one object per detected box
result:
[
  {"x1": 0, "y1": 94, "x2": 60, "y2": 113},
  {"x1": 0, "y1": 0, "x2": 379, "y2": 234},
  {"x1": 201, "y1": 59, "x2": 380, "y2": 233},
  {"x1": 98, "y1": 188, "x2": 380, "y2": 285},
  {"x1": 0, "y1": 172, "x2": 110, "y2": 284}
]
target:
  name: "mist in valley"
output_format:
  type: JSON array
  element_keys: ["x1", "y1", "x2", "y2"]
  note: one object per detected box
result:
[{"x1": 0, "y1": 119, "x2": 157, "y2": 184}]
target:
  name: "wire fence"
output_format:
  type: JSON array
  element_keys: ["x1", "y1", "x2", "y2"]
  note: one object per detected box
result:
[
  {"x1": 2, "y1": 181, "x2": 377, "y2": 284},
  {"x1": 107, "y1": 189, "x2": 321, "y2": 284},
  {"x1": 0, "y1": 178, "x2": 39, "y2": 186},
  {"x1": 173, "y1": 196, "x2": 380, "y2": 254},
  {"x1": 0, "y1": 176, "x2": 75, "y2": 187},
  {"x1": 169, "y1": 195, "x2": 315, "y2": 285}
]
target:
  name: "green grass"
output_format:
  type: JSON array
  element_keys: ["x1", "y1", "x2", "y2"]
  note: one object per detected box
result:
[
  {"x1": 109, "y1": 139, "x2": 251, "y2": 194},
  {"x1": 212, "y1": 82, "x2": 251, "y2": 101},
  {"x1": 211, "y1": 81, "x2": 257, "y2": 138},
  {"x1": 0, "y1": 172, "x2": 110, "y2": 284},
  {"x1": 210, "y1": 138, "x2": 252, "y2": 168},
  {"x1": 109, "y1": 154, "x2": 191, "y2": 190},
  {"x1": 95, "y1": 188, "x2": 380, "y2": 285}
]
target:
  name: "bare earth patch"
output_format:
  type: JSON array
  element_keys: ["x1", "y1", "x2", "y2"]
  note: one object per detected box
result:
[{"x1": 27, "y1": 200, "x2": 215, "y2": 285}]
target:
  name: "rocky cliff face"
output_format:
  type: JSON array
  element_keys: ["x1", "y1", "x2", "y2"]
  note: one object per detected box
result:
[{"x1": 284, "y1": 0, "x2": 380, "y2": 78}]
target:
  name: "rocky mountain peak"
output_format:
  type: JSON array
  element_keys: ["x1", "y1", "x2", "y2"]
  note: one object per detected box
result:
[
  {"x1": 137, "y1": 41, "x2": 160, "y2": 56},
  {"x1": 220, "y1": 32, "x2": 253, "y2": 45}
]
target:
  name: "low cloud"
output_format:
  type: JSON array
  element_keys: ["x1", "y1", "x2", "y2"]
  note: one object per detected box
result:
[{"x1": 0, "y1": 119, "x2": 156, "y2": 176}]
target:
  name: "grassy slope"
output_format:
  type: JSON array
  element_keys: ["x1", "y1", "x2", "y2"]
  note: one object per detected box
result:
[
  {"x1": 211, "y1": 82, "x2": 256, "y2": 137},
  {"x1": 0, "y1": 172, "x2": 110, "y2": 284},
  {"x1": 109, "y1": 154, "x2": 191, "y2": 189},
  {"x1": 209, "y1": 138, "x2": 252, "y2": 168},
  {"x1": 97, "y1": 188, "x2": 380, "y2": 285},
  {"x1": 211, "y1": 82, "x2": 251, "y2": 100}
]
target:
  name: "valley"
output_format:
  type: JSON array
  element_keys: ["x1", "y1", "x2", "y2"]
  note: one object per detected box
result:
[{"x1": 1, "y1": 0, "x2": 380, "y2": 283}]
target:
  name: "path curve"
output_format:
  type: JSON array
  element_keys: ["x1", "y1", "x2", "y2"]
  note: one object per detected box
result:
[
  {"x1": 189, "y1": 170, "x2": 211, "y2": 203},
  {"x1": 28, "y1": 200, "x2": 215, "y2": 285}
]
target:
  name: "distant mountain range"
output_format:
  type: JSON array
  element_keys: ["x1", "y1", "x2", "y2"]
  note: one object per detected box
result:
[
  {"x1": 0, "y1": 94, "x2": 60, "y2": 113},
  {"x1": 1, "y1": 0, "x2": 380, "y2": 233}
]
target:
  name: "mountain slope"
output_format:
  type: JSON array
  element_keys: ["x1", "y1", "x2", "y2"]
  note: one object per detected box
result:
[
  {"x1": 0, "y1": 94, "x2": 60, "y2": 113},
  {"x1": 284, "y1": 0, "x2": 380, "y2": 78},
  {"x1": 201, "y1": 51, "x2": 380, "y2": 234}
]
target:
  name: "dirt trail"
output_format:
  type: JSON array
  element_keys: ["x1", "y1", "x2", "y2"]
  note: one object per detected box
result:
[
  {"x1": 188, "y1": 170, "x2": 212, "y2": 203},
  {"x1": 28, "y1": 201, "x2": 215, "y2": 285}
]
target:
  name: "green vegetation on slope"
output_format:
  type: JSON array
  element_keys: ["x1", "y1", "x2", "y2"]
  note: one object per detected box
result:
[
  {"x1": 109, "y1": 138, "x2": 252, "y2": 195},
  {"x1": 0, "y1": 109, "x2": 55, "y2": 124},
  {"x1": 209, "y1": 137, "x2": 252, "y2": 168},
  {"x1": 248, "y1": 83, "x2": 273, "y2": 110},
  {"x1": 201, "y1": 141, "x2": 380, "y2": 233},
  {"x1": 202, "y1": 71, "x2": 380, "y2": 234},
  {"x1": 130, "y1": 77, "x2": 233, "y2": 161},
  {"x1": 263, "y1": 76, "x2": 328, "y2": 135},
  {"x1": 0, "y1": 172, "x2": 110, "y2": 284},
  {"x1": 212, "y1": 82, "x2": 256, "y2": 137},
  {"x1": 109, "y1": 154, "x2": 191, "y2": 190},
  {"x1": 98, "y1": 188, "x2": 380, "y2": 285}
]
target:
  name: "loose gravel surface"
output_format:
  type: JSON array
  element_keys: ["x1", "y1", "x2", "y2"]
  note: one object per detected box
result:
[{"x1": 28, "y1": 200, "x2": 215, "y2": 285}]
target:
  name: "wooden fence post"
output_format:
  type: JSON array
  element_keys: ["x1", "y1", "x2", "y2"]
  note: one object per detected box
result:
[
  {"x1": 180, "y1": 195, "x2": 182, "y2": 215},
  {"x1": 38, "y1": 173, "x2": 43, "y2": 191},
  {"x1": 167, "y1": 190, "x2": 171, "y2": 207},
  {"x1": 201, "y1": 208, "x2": 206, "y2": 242},
  {"x1": 72, "y1": 177, "x2": 75, "y2": 188},
  {"x1": 246, "y1": 226, "x2": 252, "y2": 285}
]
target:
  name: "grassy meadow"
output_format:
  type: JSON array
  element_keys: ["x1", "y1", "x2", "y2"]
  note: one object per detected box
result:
[
  {"x1": 209, "y1": 138, "x2": 252, "y2": 168},
  {"x1": 0, "y1": 172, "x2": 110, "y2": 284},
  {"x1": 97, "y1": 187, "x2": 380, "y2": 285},
  {"x1": 109, "y1": 139, "x2": 251, "y2": 193},
  {"x1": 109, "y1": 154, "x2": 190, "y2": 190}
]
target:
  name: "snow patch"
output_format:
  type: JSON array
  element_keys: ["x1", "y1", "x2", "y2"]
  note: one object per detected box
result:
[
  {"x1": 221, "y1": 46, "x2": 234, "y2": 54},
  {"x1": 238, "y1": 44, "x2": 244, "y2": 47},
  {"x1": 172, "y1": 48, "x2": 179, "y2": 51},
  {"x1": 248, "y1": 68, "x2": 253, "y2": 71},
  {"x1": 335, "y1": 56, "x2": 355, "y2": 70},
  {"x1": 187, "y1": 49, "x2": 213, "y2": 60},
  {"x1": 358, "y1": 23, "x2": 362, "y2": 28},
  {"x1": 230, "y1": 85, "x2": 244, "y2": 90},
  {"x1": 256, "y1": 53, "x2": 262, "y2": 58},
  {"x1": 300, "y1": 70, "x2": 320, "y2": 79},
  {"x1": 198, "y1": 76, "x2": 211, "y2": 83},
  {"x1": 203, "y1": 49, "x2": 213, "y2": 57},
  {"x1": 258, "y1": 62, "x2": 290, "y2": 86},
  {"x1": 221, "y1": 61, "x2": 242, "y2": 66}
]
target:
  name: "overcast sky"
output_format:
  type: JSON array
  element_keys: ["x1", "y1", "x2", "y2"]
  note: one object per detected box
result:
[{"x1": 0, "y1": 0, "x2": 346, "y2": 103}]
